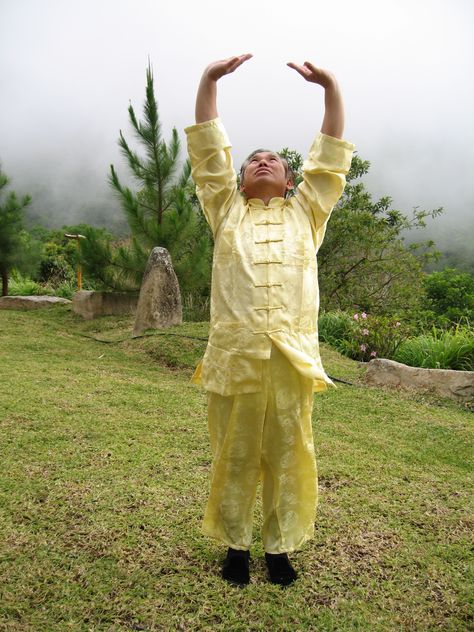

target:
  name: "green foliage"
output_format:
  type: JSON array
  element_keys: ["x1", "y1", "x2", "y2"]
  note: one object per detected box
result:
[
  {"x1": 394, "y1": 325, "x2": 474, "y2": 370},
  {"x1": 8, "y1": 271, "x2": 43, "y2": 296},
  {"x1": 279, "y1": 147, "x2": 303, "y2": 191},
  {"x1": 30, "y1": 224, "x2": 91, "y2": 286},
  {"x1": 320, "y1": 310, "x2": 410, "y2": 362},
  {"x1": 318, "y1": 310, "x2": 356, "y2": 347},
  {"x1": 79, "y1": 226, "x2": 144, "y2": 291},
  {"x1": 319, "y1": 310, "x2": 474, "y2": 370},
  {"x1": 318, "y1": 155, "x2": 442, "y2": 315},
  {"x1": 182, "y1": 292, "x2": 210, "y2": 322},
  {"x1": 82, "y1": 64, "x2": 212, "y2": 295},
  {"x1": 8, "y1": 270, "x2": 78, "y2": 300},
  {"x1": 338, "y1": 311, "x2": 410, "y2": 362},
  {"x1": 422, "y1": 268, "x2": 474, "y2": 325},
  {"x1": 0, "y1": 167, "x2": 34, "y2": 295},
  {"x1": 279, "y1": 152, "x2": 442, "y2": 315}
]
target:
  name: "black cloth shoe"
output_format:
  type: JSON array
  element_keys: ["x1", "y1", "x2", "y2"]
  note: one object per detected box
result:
[
  {"x1": 265, "y1": 552, "x2": 297, "y2": 586},
  {"x1": 221, "y1": 548, "x2": 250, "y2": 586}
]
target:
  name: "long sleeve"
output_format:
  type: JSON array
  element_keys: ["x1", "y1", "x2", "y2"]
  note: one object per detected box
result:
[
  {"x1": 294, "y1": 133, "x2": 355, "y2": 252},
  {"x1": 185, "y1": 118, "x2": 238, "y2": 237}
]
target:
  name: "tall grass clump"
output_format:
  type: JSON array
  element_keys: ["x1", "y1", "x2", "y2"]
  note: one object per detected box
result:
[
  {"x1": 8, "y1": 271, "x2": 44, "y2": 296},
  {"x1": 319, "y1": 310, "x2": 356, "y2": 348},
  {"x1": 182, "y1": 292, "x2": 210, "y2": 322},
  {"x1": 394, "y1": 325, "x2": 474, "y2": 371}
]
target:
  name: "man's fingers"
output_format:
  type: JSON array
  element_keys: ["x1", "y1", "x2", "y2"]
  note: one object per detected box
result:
[
  {"x1": 287, "y1": 62, "x2": 310, "y2": 78},
  {"x1": 226, "y1": 53, "x2": 253, "y2": 74}
]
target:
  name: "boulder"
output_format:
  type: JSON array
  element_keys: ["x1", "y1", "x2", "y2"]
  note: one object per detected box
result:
[
  {"x1": 72, "y1": 290, "x2": 138, "y2": 320},
  {"x1": 0, "y1": 295, "x2": 71, "y2": 309},
  {"x1": 365, "y1": 358, "x2": 474, "y2": 405},
  {"x1": 133, "y1": 247, "x2": 182, "y2": 337}
]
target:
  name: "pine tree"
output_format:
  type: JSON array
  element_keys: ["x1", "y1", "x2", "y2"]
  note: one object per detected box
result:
[
  {"x1": 81, "y1": 64, "x2": 211, "y2": 297},
  {"x1": 0, "y1": 168, "x2": 31, "y2": 296}
]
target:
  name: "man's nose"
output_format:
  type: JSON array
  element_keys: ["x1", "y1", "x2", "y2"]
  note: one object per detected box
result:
[{"x1": 258, "y1": 158, "x2": 268, "y2": 166}]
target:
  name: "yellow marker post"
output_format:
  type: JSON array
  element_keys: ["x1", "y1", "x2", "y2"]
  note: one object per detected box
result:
[{"x1": 64, "y1": 233, "x2": 86, "y2": 291}]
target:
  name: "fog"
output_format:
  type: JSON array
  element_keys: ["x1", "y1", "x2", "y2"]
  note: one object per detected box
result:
[{"x1": 1, "y1": 0, "x2": 473, "y2": 244}]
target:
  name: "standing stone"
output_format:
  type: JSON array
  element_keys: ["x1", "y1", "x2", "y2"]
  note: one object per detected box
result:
[{"x1": 133, "y1": 247, "x2": 182, "y2": 337}]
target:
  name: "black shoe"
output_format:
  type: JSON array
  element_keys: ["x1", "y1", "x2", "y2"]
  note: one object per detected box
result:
[
  {"x1": 221, "y1": 548, "x2": 250, "y2": 586},
  {"x1": 265, "y1": 552, "x2": 297, "y2": 586}
]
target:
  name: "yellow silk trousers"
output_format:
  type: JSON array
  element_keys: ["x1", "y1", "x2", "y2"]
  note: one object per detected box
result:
[{"x1": 202, "y1": 344, "x2": 318, "y2": 554}]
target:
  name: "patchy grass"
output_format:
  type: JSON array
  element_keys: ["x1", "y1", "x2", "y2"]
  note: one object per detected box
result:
[{"x1": 0, "y1": 306, "x2": 472, "y2": 631}]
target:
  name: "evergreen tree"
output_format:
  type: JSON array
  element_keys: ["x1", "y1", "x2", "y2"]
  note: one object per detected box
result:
[
  {"x1": 81, "y1": 64, "x2": 212, "y2": 296},
  {"x1": 0, "y1": 168, "x2": 32, "y2": 296}
]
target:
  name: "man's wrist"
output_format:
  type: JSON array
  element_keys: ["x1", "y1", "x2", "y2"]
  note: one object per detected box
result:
[{"x1": 323, "y1": 76, "x2": 339, "y2": 93}]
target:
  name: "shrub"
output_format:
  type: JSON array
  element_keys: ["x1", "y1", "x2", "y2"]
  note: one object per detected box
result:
[
  {"x1": 394, "y1": 325, "x2": 474, "y2": 371},
  {"x1": 422, "y1": 268, "x2": 474, "y2": 326},
  {"x1": 319, "y1": 311, "x2": 411, "y2": 362},
  {"x1": 337, "y1": 312, "x2": 411, "y2": 362}
]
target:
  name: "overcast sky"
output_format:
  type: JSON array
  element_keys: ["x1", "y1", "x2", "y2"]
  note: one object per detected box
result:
[{"x1": 1, "y1": 0, "x2": 473, "y2": 240}]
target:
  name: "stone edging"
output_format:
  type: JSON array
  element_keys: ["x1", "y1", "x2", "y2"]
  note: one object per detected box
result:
[{"x1": 364, "y1": 358, "x2": 473, "y2": 405}]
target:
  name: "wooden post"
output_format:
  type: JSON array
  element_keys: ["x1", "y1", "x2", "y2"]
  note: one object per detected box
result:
[{"x1": 65, "y1": 234, "x2": 86, "y2": 291}]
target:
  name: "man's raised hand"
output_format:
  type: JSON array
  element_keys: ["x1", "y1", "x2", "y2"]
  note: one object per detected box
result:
[
  {"x1": 205, "y1": 54, "x2": 253, "y2": 82},
  {"x1": 288, "y1": 61, "x2": 344, "y2": 138},
  {"x1": 287, "y1": 61, "x2": 336, "y2": 89},
  {"x1": 195, "y1": 54, "x2": 252, "y2": 123}
]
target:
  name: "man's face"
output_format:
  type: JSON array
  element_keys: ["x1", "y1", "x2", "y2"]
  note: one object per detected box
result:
[{"x1": 240, "y1": 151, "x2": 293, "y2": 199}]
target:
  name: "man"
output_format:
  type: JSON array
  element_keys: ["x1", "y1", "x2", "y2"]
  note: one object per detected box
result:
[{"x1": 185, "y1": 55, "x2": 354, "y2": 586}]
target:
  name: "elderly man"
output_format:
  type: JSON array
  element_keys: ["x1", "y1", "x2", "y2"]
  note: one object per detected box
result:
[{"x1": 185, "y1": 55, "x2": 354, "y2": 586}]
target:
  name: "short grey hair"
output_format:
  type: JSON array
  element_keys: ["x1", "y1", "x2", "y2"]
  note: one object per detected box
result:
[{"x1": 239, "y1": 149, "x2": 294, "y2": 187}]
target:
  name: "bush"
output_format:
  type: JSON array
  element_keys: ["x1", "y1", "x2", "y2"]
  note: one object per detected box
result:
[
  {"x1": 319, "y1": 311, "x2": 410, "y2": 362},
  {"x1": 338, "y1": 312, "x2": 410, "y2": 362},
  {"x1": 422, "y1": 268, "x2": 474, "y2": 325},
  {"x1": 394, "y1": 325, "x2": 474, "y2": 371}
]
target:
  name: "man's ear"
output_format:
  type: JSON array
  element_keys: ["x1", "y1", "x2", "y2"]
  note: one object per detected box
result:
[{"x1": 286, "y1": 180, "x2": 294, "y2": 191}]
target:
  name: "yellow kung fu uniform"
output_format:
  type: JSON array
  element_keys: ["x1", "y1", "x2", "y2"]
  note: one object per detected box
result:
[{"x1": 185, "y1": 118, "x2": 354, "y2": 553}]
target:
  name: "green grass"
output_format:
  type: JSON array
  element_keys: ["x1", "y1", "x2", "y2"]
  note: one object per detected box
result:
[
  {"x1": 394, "y1": 326, "x2": 474, "y2": 371},
  {"x1": 0, "y1": 306, "x2": 472, "y2": 631}
]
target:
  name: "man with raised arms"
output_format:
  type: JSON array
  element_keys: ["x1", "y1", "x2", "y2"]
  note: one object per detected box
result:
[{"x1": 185, "y1": 55, "x2": 354, "y2": 586}]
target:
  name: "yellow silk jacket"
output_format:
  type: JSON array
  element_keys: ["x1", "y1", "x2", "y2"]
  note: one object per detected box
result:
[{"x1": 185, "y1": 118, "x2": 354, "y2": 396}]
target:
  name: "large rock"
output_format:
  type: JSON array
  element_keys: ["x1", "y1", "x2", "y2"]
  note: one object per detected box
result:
[
  {"x1": 0, "y1": 295, "x2": 71, "y2": 309},
  {"x1": 133, "y1": 247, "x2": 182, "y2": 337},
  {"x1": 365, "y1": 358, "x2": 474, "y2": 405},
  {"x1": 73, "y1": 290, "x2": 138, "y2": 320}
]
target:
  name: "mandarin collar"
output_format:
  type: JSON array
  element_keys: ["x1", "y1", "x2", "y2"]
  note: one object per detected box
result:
[{"x1": 246, "y1": 197, "x2": 286, "y2": 208}]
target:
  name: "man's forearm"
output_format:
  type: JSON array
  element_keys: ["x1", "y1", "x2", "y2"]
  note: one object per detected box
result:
[
  {"x1": 195, "y1": 76, "x2": 218, "y2": 124},
  {"x1": 194, "y1": 55, "x2": 252, "y2": 125},
  {"x1": 321, "y1": 82, "x2": 345, "y2": 139}
]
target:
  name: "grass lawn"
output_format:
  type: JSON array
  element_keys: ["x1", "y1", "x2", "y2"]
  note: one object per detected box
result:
[{"x1": 0, "y1": 306, "x2": 472, "y2": 631}]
